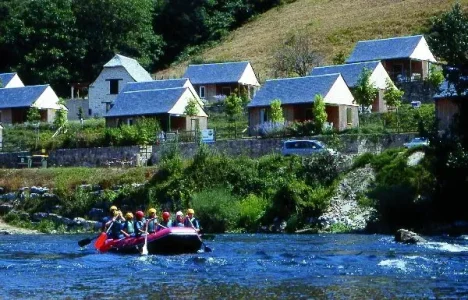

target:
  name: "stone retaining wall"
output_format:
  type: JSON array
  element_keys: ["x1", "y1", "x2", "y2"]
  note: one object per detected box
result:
[{"x1": 0, "y1": 133, "x2": 416, "y2": 168}]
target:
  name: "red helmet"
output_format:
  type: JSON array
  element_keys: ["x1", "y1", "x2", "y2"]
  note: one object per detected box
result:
[
  {"x1": 136, "y1": 211, "x2": 144, "y2": 220},
  {"x1": 162, "y1": 211, "x2": 170, "y2": 220}
]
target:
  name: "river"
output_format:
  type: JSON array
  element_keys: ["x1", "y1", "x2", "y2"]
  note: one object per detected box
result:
[{"x1": 1, "y1": 233, "x2": 467, "y2": 299}]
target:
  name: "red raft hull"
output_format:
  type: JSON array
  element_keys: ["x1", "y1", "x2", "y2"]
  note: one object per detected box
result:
[{"x1": 98, "y1": 227, "x2": 202, "y2": 254}]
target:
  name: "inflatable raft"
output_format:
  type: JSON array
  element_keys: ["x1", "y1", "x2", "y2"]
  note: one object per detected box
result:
[{"x1": 96, "y1": 227, "x2": 203, "y2": 254}]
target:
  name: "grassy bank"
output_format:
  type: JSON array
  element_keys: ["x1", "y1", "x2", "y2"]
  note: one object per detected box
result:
[{"x1": 156, "y1": 0, "x2": 467, "y2": 80}]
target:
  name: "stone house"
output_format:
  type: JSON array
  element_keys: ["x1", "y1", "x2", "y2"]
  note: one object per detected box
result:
[
  {"x1": 0, "y1": 73, "x2": 66, "y2": 124},
  {"x1": 105, "y1": 86, "x2": 207, "y2": 132},
  {"x1": 247, "y1": 73, "x2": 359, "y2": 135},
  {"x1": 311, "y1": 61, "x2": 395, "y2": 112},
  {"x1": 182, "y1": 61, "x2": 260, "y2": 103},
  {"x1": 88, "y1": 54, "x2": 152, "y2": 117},
  {"x1": 346, "y1": 35, "x2": 436, "y2": 82}
]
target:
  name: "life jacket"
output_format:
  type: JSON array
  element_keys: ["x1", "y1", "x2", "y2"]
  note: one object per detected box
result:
[
  {"x1": 147, "y1": 218, "x2": 156, "y2": 233},
  {"x1": 159, "y1": 220, "x2": 172, "y2": 229},
  {"x1": 122, "y1": 220, "x2": 135, "y2": 234},
  {"x1": 109, "y1": 220, "x2": 122, "y2": 239},
  {"x1": 134, "y1": 219, "x2": 145, "y2": 236},
  {"x1": 184, "y1": 217, "x2": 199, "y2": 229}
]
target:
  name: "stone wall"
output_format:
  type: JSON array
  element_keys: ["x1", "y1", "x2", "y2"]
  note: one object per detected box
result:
[{"x1": 0, "y1": 133, "x2": 417, "y2": 168}]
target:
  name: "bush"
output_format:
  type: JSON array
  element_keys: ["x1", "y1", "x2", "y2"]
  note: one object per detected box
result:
[
  {"x1": 237, "y1": 194, "x2": 268, "y2": 232},
  {"x1": 190, "y1": 187, "x2": 241, "y2": 233}
]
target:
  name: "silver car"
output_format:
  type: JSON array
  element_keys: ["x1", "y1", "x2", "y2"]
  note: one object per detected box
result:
[
  {"x1": 403, "y1": 137, "x2": 429, "y2": 149},
  {"x1": 281, "y1": 139, "x2": 335, "y2": 156}
]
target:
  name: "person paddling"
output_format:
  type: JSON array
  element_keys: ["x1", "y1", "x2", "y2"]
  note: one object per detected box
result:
[
  {"x1": 157, "y1": 211, "x2": 172, "y2": 230},
  {"x1": 146, "y1": 208, "x2": 157, "y2": 234},
  {"x1": 173, "y1": 211, "x2": 184, "y2": 227},
  {"x1": 121, "y1": 212, "x2": 135, "y2": 238},
  {"x1": 184, "y1": 208, "x2": 200, "y2": 232},
  {"x1": 134, "y1": 211, "x2": 146, "y2": 237},
  {"x1": 101, "y1": 205, "x2": 118, "y2": 232},
  {"x1": 107, "y1": 210, "x2": 124, "y2": 239}
]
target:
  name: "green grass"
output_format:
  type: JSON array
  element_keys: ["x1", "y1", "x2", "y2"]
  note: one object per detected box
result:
[
  {"x1": 0, "y1": 167, "x2": 157, "y2": 196},
  {"x1": 156, "y1": 0, "x2": 467, "y2": 80}
]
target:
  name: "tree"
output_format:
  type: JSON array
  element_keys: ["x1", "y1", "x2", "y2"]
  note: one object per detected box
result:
[
  {"x1": 428, "y1": 3, "x2": 468, "y2": 67},
  {"x1": 313, "y1": 94, "x2": 327, "y2": 134},
  {"x1": 383, "y1": 79, "x2": 404, "y2": 109},
  {"x1": 1, "y1": 0, "x2": 85, "y2": 95},
  {"x1": 353, "y1": 68, "x2": 378, "y2": 111},
  {"x1": 272, "y1": 32, "x2": 323, "y2": 77},
  {"x1": 27, "y1": 107, "x2": 41, "y2": 123},
  {"x1": 72, "y1": 0, "x2": 164, "y2": 85},
  {"x1": 53, "y1": 98, "x2": 68, "y2": 132},
  {"x1": 426, "y1": 65, "x2": 445, "y2": 92},
  {"x1": 224, "y1": 93, "x2": 243, "y2": 138},
  {"x1": 383, "y1": 79, "x2": 404, "y2": 132},
  {"x1": 184, "y1": 98, "x2": 199, "y2": 118},
  {"x1": 270, "y1": 99, "x2": 284, "y2": 123}
]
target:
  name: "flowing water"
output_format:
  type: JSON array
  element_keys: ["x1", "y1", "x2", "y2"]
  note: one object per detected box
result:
[{"x1": 1, "y1": 233, "x2": 467, "y2": 299}]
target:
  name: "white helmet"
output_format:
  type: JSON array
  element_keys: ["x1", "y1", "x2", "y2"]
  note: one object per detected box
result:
[{"x1": 176, "y1": 211, "x2": 183, "y2": 217}]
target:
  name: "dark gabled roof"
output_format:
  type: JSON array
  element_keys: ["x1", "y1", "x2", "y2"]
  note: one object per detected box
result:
[
  {"x1": 346, "y1": 35, "x2": 423, "y2": 63},
  {"x1": 310, "y1": 61, "x2": 380, "y2": 87},
  {"x1": 105, "y1": 87, "x2": 186, "y2": 117},
  {"x1": 183, "y1": 61, "x2": 249, "y2": 85},
  {"x1": 121, "y1": 79, "x2": 189, "y2": 93},
  {"x1": 0, "y1": 85, "x2": 48, "y2": 109},
  {"x1": 247, "y1": 74, "x2": 340, "y2": 108},
  {"x1": 0, "y1": 73, "x2": 15, "y2": 87},
  {"x1": 433, "y1": 79, "x2": 468, "y2": 99}
]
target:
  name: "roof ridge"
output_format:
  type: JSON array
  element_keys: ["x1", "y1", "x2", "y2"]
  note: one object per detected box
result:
[
  {"x1": 357, "y1": 35, "x2": 423, "y2": 44},
  {"x1": 265, "y1": 73, "x2": 340, "y2": 82},
  {"x1": 123, "y1": 86, "x2": 187, "y2": 94},
  {"x1": 315, "y1": 61, "x2": 380, "y2": 69},
  {"x1": 187, "y1": 61, "x2": 249, "y2": 67}
]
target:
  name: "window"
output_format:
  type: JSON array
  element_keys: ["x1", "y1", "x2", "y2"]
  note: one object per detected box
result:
[
  {"x1": 199, "y1": 86, "x2": 206, "y2": 99},
  {"x1": 108, "y1": 79, "x2": 120, "y2": 94},
  {"x1": 88, "y1": 109, "x2": 92, "y2": 116},
  {"x1": 347, "y1": 107, "x2": 352, "y2": 125},
  {"x1": 260, "y1": 108, "x2": 269, "y2": 123},
  {"x1": 222, "y1": 87, "x2": 231, "y2": 96}
]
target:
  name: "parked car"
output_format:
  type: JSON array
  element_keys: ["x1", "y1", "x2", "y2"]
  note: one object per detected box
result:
[
  {"x1": 403, "y1": 137, "x2": 429, "y2": 149},
  {"x1": 281, "y1": 139, "x2": 336, "y2": 156}
]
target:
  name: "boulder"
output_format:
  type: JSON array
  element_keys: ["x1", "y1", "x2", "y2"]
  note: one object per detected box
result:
[
  {"x1": 0, "y1": 204, "x2": 14, "y2": 215},
  {"x1": 395, "y1": 229, "x2": 426, "y2": 244}
]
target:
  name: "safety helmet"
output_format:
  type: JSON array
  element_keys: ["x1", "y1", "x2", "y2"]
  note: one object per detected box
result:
[
  {"x1": 110, "y1": 205, "x2": 117, "y2": 212},
  {"x1": 125, "y1": 212, "x2": 134, "y2": 220},
  {"x1": 136, "y1": 211, "x2": 144, "y2": 220},
  {"x1": 176, "y1": 211, "x2": 183, "y2": 217},
  {"x1": 148, "y1": 208, "x2": 156, "y2": 215},
  {"x1": 187, "y1": 208, "x2": 195, "y2": 215},
  {"x1": 162, "y1": 211, "x2": 170, "y2": 220}
]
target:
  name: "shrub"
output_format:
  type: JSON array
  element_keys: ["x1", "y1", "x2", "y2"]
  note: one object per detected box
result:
[
  {"x1": 255, "y1": 120, "x2": 286, "y2": 137},
  {"x1": 190, "y1": 187, "x2": 241, "y2": 233},
  {"x1": 237, "y1": 194, "x2": 268, "y2": 231}
]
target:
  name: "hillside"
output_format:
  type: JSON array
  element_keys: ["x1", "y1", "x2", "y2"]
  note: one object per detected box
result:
[{"x1": 155, "y1": 0, "x2": 467, "y2": 82}]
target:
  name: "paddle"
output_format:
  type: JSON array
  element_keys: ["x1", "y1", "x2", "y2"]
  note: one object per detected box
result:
[
  {"x1": 187, "y1": 217, "x2": 212, "y2": 252},
  {"x1": 78, "y1": 220, "x2": 112, "y2": 248},
  {"x1": 141, "y1": 221, "x2": 149, "y2": 256},
  {"x1": 94, "y1": 221, "x2": 114, "y2": 251}
]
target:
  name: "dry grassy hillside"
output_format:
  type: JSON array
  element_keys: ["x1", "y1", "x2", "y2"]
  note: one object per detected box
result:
[{"x1": 155, "y1": 0, "x2": 467, "y2": 82}]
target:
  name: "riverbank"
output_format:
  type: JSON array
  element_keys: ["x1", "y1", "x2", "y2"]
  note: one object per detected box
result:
[{"x1": 0, "y1": 218, "x2": 40, "y2": 235}]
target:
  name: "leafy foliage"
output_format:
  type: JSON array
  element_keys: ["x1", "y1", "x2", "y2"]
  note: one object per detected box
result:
[
  {"x1": 426, "y1": 65, "x2": 445, "y2": 91},
  {"x1": 353, "y1": 68, "x2": 378, "y2": 109},
  {"x1": 27, "y1": 107, "x2": 41, "y2": 123},
  {"x1": 184, "y1": 98, "x2": 199, "y2": 117},
  {"x1": 312, "y1": 94, "x2": 327, "y2": 134},
  {"x1": 270, "y1": 99, "x2": 284, "y2": 123},
  {"x1": 383, "y1": 79, "x2": 403, "y2": 109}
]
